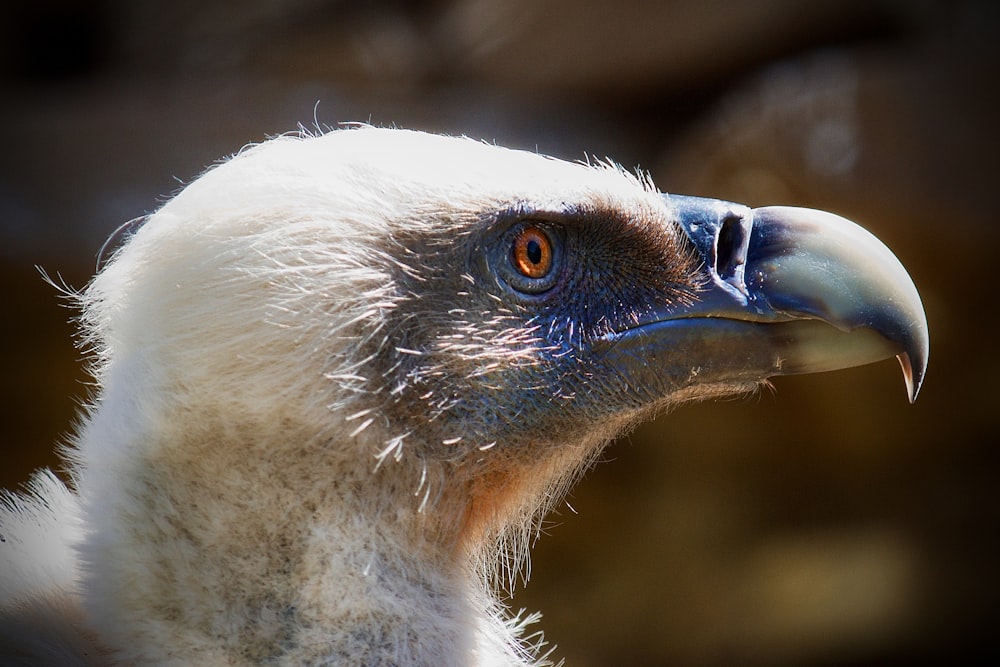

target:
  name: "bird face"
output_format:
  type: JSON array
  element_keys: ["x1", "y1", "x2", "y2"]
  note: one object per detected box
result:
[
  {"x1": 372, "y1": 199, "x2": 707, "y2": 465},
  {"x1": 83, "y1": 128, "x2": 925, "y2": 551},
  {"x1": 361, "y1": 182, "x2": 926, "y2": 480},
  {"x1": 320, "y1": 147, "x2": 925, "y2": 550}
]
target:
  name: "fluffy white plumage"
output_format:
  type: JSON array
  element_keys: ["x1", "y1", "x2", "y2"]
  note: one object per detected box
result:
[{"x1": 1, "y1": 128, "x2": 672, "y2": 665}]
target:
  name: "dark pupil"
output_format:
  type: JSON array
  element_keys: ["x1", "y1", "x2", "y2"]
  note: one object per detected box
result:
[{"x1": 526, "y1": 239, "x2": 542, "y2": 265}]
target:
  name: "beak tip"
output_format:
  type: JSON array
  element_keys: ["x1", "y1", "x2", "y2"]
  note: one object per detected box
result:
[{"x1": 899, "y1": 350, "x2": 927, "y2": 404}]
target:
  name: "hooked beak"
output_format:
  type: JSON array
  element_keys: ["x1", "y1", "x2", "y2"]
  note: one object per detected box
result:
[{"x1": 595, "y1": 195, "x2": 928, "y2": 402}]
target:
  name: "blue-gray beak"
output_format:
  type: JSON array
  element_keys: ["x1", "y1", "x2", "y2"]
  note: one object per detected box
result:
[{"x1": 596, "y1": 195, "x2": 928, "y2": 402}]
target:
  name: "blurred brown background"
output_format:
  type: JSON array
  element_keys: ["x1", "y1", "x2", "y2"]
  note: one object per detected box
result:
[{"x1": 1, "y1": 1, "x2": 996, "y2": 665}]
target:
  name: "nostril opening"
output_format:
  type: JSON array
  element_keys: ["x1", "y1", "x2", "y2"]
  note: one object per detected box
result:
[{"x1": 716, "y1": 214, "x2": 747, "y2": 281}]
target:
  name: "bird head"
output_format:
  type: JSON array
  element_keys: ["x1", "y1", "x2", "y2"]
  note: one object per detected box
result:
[{"x1": 79, "y1": 127, "x2": 927, "y2": 576}]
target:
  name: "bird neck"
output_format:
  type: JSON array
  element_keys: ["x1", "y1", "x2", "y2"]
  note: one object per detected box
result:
[{"x1": 76, "y1": 409, "x2": 502, "y2": 665}]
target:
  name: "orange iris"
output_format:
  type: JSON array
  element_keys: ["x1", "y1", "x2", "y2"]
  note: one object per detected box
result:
[{"x1": 512, "y1": 226, "x2": 553, "y2": 279}]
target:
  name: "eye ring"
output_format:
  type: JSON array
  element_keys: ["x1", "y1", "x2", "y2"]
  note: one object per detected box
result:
[
  {"x1": 492, "y1": 220, "x2": 563, "y2": 296},
  {"x1": 511, "y1": 226, "x2": 554, "y2": 279}
]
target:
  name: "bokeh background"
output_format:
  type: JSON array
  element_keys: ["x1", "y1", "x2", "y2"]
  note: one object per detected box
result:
[{"x1": 2, "y1": 1, "x2": 997, "y2": 664}]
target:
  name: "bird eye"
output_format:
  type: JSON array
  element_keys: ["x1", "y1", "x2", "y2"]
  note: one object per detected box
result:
[
  {"x1": 511, "y1": 226, "x2": 553, "y2": 279},
  {"x1": 493, "y1": 221, "x2": 562, "y2": 296}
]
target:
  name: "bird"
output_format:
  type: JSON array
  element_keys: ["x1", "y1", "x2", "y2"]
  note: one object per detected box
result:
[{"x1": 0, "y1": 126, "x2": 928, "y2": 665}]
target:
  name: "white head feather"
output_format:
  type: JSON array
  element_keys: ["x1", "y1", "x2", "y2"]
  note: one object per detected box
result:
[{"x1": 5, "y1": 127, "x2": 675, "y2": 665}]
